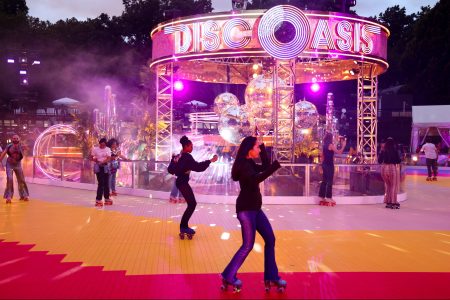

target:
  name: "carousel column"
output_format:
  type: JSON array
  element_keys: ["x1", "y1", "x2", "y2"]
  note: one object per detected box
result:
[
  {"x1": 155, "y1": 63, "x2": 174, "y2": 170},
  {"x1": 273, "y1": 59, "x2": 296, "y2": 164},
  {"x1": 357, "y1": 64, "x2": 378, "y2": 164}
]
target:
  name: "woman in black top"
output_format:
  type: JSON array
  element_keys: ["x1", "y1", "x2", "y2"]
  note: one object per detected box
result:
[
  {"x1": 175, "y1": 136, "x2": 218, "y2": 237},
  {"x1": 319, "y1": 133, "x2": 346, "y2": 205},
  {"x1": 378, "y1": 137, "x2": 402, "y2": 209},
  {"x1": 221, "y1": 136, "x2": 286, "y2": 292}
]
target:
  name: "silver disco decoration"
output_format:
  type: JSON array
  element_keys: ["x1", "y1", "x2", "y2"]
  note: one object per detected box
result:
[
  {"x1": 214, "y1": 92, "x2": 240, "y2": 115},
  {"x1": 218, "y1": 105, "x2": 252, "y2": 144},
  {"x1": 294, "y1": 100, "x2": 319, "y2": 129},
  {"x1": 245, "y1": 75, "x2": 286, "y2": 134}
]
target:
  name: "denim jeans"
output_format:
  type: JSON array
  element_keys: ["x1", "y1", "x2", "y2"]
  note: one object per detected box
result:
[
  {"x1": 110, "y1": 171, "x2": 117, "y2": 192},
  {"x1": 169, "y1": 181, "x2": 180, "y2": 198},
  {"x1": 319, "y1": 163, "x2": 334, "y2": 198},
  {"x1": 426, "y1": 158, "x2": 437, "y2": 177},
  {"x1": 222, "y1": 209, "x2": 279, "y2": 282},
  {"x1": 4, "y1": 162, "x2": 29, "y2": 199}
]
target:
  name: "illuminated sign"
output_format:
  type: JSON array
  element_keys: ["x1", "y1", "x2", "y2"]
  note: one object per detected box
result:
[{"x1": 151, "y1": 5, "x2": 388, "y2": 63}]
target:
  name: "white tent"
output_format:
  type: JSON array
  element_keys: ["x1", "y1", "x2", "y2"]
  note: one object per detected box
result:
[
  {"x1": 52, "y1": 97, "x2": 80, "y2": 106},
  {"x1": 411, "y1": 105, "x2": 450, "y2": 152},
  {"x1": 184, "y1": 100, "x2": 208, "y2": 107}
]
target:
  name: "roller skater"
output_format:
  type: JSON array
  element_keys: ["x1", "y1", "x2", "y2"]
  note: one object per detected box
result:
[
  {"x1": 174, "y1": 136, "x2": 217, "y2": 238},
  {"x1": 378, "y1": 137, "x2": 401, "y2": 209},
  {"x1": 220, "y1": 277, "x2": 242, "y2": 293},
  {"x1": 318, "y1": 133, "x2": 346, "y2": 206},
  {"x1": 420, "y1": 138, "x2": 438, "y2": 182},
  {"x1": 179, "y1": 227, "x2": 196, "y2": 240},
  {"x1": 265, "y1": 278, "x2": 287, "y2": 293},
  {"x1": 0, "y1": 134, "x2": 30, "y2": 204},
  {"x1": 90, "y1": 138, "x2": 112, "y2": 207},
  {"x1": 221, "y1": 136, "x2": 286, "y2": 292}
]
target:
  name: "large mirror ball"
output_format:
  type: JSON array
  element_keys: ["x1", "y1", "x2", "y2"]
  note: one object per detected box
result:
[
  {"x1": 214, "y1": 92, "x2": 240, "y2": 115},
  {"x1": 218, "y1": 105, "x2": 252, "y2": 144},
  {"x1": 245, "y1": 75, "x2": 286, "y2": 134}
]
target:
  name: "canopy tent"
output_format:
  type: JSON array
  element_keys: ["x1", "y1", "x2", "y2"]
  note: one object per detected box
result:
[
  {"x1": 411, "y1": 105, "x2": 450, "y2": 152},
  {"x1": 52, "y1": 97, "x2": 80, "y2": 106},
  {"x1": 184, "y1": 100, "x2": 208, "y2": 107}
]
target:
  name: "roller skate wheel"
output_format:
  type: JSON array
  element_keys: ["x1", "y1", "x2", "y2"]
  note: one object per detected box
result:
[
  {"x1": 179, "y1": 233, "x2": 185, "y2": 240},
  {"x1": 277, "y1": 286, "x2": 285, "y2": 293},
  {"x1": 187, "y1": 234, "x2": 193, "y2": 240},
  {"x1": 233, "y1": 286, "x2": 241, "y2": 293}
]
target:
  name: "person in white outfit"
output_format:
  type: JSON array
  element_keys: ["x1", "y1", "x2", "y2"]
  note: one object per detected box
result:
[{"x1": 420, "y1": 137, "x2": 438, "y2": 181}]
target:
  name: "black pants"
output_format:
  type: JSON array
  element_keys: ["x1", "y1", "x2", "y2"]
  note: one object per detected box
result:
[
  {"x1": 176, "y1": 182, "x2": 197, "y2": 229},
  {"x1": 426, "y1": 158, "x2": 438, "y2": 177},
  {"x1": 95, "y1": 167, "x2": 110, "y2": 200},
  {"x1": 319, "y1": 164, "x2": 334, "y2": 198}
]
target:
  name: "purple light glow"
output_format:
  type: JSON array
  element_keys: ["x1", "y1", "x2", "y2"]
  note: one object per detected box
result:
[
  {"x1": 311, "y1": 83, "x2": 320, "y2": 92},
  {"x1": 174, "y1": 80, "x2": 184, "y2": 91}
]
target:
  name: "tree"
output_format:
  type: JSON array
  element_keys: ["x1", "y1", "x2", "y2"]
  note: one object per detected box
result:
[
  {"x1": 376, "y1": 6, "x2": 415, "y2": 89},
  {"x1": 400, "y1": 0, "x2": 450, "y2": 105},
  {"x1": 0, "y1": 0, "x2": 28, "y2": 15}
]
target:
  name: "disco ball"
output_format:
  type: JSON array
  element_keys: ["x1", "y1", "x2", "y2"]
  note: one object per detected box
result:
[
  {"x1": 294, "y1": 100, "x2": 318, "y2": 129},
  {"x1": 245, "y1": 75, "x2": 286, "y2": 133},
  {"x1": 214, "y1": 92, "x2": 240, "y2": 115},
  {"x1": 218, "y1": 105, "x2": 252, "y2": 144}
]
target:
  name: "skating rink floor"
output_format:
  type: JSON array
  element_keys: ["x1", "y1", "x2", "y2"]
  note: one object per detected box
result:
[{"x1": 1, "y1": 168, "x2": 449, "y2": 299}]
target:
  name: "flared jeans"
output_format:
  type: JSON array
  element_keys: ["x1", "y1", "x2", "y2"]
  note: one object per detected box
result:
[
  {"x1": 3, "y1": 162, "x2": 29, "y2": 199},
  {"x1": 222, "y1": 209, "x2": 279, "y2": 282}
]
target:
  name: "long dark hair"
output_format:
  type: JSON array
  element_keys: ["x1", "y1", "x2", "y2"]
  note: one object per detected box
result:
[
  {"x1": 231, "y1": 136, "x2": 257, "y2": 181},
  {"x1": 382, "y1": 137, "x2": 398, "y2": 160}
]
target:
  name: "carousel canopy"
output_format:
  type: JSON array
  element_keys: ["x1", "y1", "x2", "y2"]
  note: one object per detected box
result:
[
  {"x1": 52, "y1": 97, "x2": 80, "y2": 106},
  {"x1": 184, "y1": 100, "x2": 208, "y2": 107}
]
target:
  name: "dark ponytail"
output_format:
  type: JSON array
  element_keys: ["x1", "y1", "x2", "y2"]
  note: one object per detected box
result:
[{"x1": 180, "y1": 135, "x2": 192, "y2": 148}]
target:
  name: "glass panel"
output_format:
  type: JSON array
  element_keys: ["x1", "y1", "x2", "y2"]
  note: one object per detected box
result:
[
  {"x1": 263, "y1": 165, "x2": 306, "y2": 196},
  {"x1": 189, "y1": 159, "x2": 239, "y2": 196}
]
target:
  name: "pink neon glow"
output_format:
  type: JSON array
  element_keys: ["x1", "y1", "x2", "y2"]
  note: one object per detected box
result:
[
  {"x1": 311, "y1": 83, "x2": 320, "y2": 92},
  {"x1": 174, "y1": 80, "x2": 184, "y2": 91}
]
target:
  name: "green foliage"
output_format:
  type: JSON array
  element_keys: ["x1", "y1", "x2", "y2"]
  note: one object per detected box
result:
[
  {"x1": 376, "y1": 1, "x2": 449, "y2": 105},
  {"x1": 0, "y1": 0, "x2": 28, "y2": 15}
]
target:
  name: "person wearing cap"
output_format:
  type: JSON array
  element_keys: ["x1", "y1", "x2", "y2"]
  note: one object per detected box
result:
[{"x1": 90, "y1": 138, "x2": 112, "y2": 206}]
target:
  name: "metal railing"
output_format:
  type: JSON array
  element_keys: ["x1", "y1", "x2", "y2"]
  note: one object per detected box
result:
[{"x1": 21, "y1": 156, "x2": 406, "y2": 197}]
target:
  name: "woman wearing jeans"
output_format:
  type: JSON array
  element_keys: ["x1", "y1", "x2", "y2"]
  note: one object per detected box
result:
[{"x1": 221, "y1": 136, "x2": 285, "y2": 292}]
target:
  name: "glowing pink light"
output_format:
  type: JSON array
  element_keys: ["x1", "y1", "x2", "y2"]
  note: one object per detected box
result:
[
  {"x1": 174, "y1": 80, "x2": 184, "y2": 91},
  {"x1": 311, "y1": 83, "x2": 320, "y2": 92}
]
